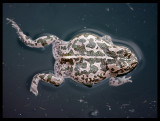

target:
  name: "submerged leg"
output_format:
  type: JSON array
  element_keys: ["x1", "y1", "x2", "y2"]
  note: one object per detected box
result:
[
  {"x1": 30, "y1": 73, "x2": 64, "y2": 96},
  {"x1": 6, "y1": 18, "x2": 60, "y2": 48},
  {"x1": 109, "y1": 76, "x2": 132, "y2": 86}
]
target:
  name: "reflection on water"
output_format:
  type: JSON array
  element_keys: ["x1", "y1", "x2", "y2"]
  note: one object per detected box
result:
[{"x1": 3, "y1": 3, "x2": 157, "y2": 118}]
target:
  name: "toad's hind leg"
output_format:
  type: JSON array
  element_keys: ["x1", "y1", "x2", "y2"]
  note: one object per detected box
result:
[
  {"x1": 6, "y1": 18, "x2": 61, "y2": 48},
  {"x1": 30, "y1": 73, "x2": 64, "y2": 96}
]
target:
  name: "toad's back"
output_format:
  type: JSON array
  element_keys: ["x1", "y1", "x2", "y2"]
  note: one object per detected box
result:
[
  {"x1": 67, "y1": 33, "x2": 110, "y2": 56},
  {"x1": 61, "y1": 33, "x2": 112, "y2": 86}
]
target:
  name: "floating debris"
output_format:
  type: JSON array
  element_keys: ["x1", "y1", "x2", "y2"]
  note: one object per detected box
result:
[
  {"x1": 129, "y1": 109, "x2": 135, "y2": 113},
  {"x1": 151, "y1": 100, "x2": 156, "y2": 103},
  {"x1": 78, "y1": 98, "x2": 88, "y2": 104},
  {"x1": 149, "y1": 100, "x2": 156, "y2": 105},
  {"x1": 18, "y1": 113, "x2": 22, "y2": 116},
  {"x1": 143, "y1": 100, "x2": 147, "y2": 103},
  {"x1": 78, "y1": 99, "x2": 84, "y2": 103},
  {"x1": 105, "y1": 8, "x2": 110, "y2": 12},
  {"x1": 106, "y1": 103, "x2": 111, "y2": 111},
  {"x1": 120, "y1": 104, "x2": 130, "y2": 109},
  {"x1": 126, "y1": 3, "x2": 134, "y2": 11},
  {"x1": 90, "y1": 110, "x2": 99, "y2": 116},
  {"x1": 148, "y1": 100, "x2": 157, "y2": 111},
  {"x1": 39, "y1": 106, "x2": 46, "y2": 110}
]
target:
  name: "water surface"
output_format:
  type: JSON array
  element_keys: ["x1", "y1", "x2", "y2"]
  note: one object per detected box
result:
[{"x1": 3, "y1": 3, "x2": 157, "y2": 118}]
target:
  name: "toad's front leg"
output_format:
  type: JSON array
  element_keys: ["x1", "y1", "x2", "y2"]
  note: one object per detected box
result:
[
  {"x1": 109, "y1": 76, "x2": 132, "y2": 86},
  {"x1": 30, "y1": 73, "x2": 64, "y2": 96}
]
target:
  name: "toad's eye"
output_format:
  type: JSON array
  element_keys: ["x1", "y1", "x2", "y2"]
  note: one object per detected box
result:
[
  {"x1": 124, "y1": 52, "x2": 131, "y2": 59},
  {"x1": 127, "y1": 53, "x2": 131, "y2": 59}
]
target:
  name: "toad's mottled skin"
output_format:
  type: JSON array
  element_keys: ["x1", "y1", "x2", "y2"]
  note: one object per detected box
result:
[{"x1": 7, "y1": 18, "x2": 138, "y2": 96}]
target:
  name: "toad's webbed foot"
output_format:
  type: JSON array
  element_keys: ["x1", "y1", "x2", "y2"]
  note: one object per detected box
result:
[
  {"x1": 109, "y1": 76, "x2": 132, "y2": 86},
  {"x1": 30, "y1": 73, "x2": 64, "y2": 96}
]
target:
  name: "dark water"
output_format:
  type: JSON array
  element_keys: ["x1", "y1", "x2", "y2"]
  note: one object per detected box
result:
[{"x1": 3, "y1": 3, "x2": 157, "y2": 118}]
